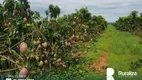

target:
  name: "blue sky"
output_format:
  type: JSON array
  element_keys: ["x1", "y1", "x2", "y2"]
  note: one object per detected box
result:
[{"x1": 0, "y1": 0, "x2": 142, "y2": 22}]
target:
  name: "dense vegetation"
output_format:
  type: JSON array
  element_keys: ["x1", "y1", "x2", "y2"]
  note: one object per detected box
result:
[
  {"x1": 113, "y1": 11, "x2": 142, "y2": 77},
  {"x1": 0, "y1": 0, "x2": 107, "y2": 79},
  {"x1": 113, "y1": 10, "x2": 142, "y2": 33}
]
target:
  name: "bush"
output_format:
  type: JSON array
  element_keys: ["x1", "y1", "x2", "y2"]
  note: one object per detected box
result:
[
  {"x1": 113, "y1": 10, "x2": 142, "y2": 33},
  {"x1": 0, "y1": 0, "x2": 107, "y2": 77}
]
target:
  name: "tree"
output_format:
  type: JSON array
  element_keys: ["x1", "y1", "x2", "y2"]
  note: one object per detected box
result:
[
  {"x1": 48, "y1": 4, "x2": 60, "y2": 19},
  {"x1": 75, "y1": 7, "x2": 91, "y2": 23},
  {"x1": 114, "y1": 10, "x2": 142, "y2": 32},
  {"x1": 54, "y1": 6, "x2": 60, "y2": 18},
  {"x1": 129, "y1": 10, "x2": 138, "y2": 20},
  {"x1": 140, "y1": 13, "x2": 142, "y2": 19}
]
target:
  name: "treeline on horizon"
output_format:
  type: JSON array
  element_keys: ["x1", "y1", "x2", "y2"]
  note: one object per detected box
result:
[{"x1": 113, "y1": 10, "x2": 142, "y2": 33}]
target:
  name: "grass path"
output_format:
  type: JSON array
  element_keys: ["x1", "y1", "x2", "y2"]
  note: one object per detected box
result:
[{"x1": 86, "y1": 25, "x2": 142, "y2": 76}]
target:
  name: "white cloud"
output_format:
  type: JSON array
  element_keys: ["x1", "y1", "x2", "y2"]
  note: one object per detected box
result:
[
  {"x1": 0, "y1": 0, "x2": 142, "y2": 22},
  {"x1": 28, "y1": 0, "x2": 142, "y2": 22}
]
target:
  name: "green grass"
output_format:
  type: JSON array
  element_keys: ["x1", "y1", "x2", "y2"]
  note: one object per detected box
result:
[
  {"x1": 107, "y1": 25, "x2": 142, "y2": 74},
  {"x1": 85, "y1": 25, "x2": 142, "y2": 79}
]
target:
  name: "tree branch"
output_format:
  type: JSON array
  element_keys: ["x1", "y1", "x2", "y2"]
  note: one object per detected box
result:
[{"x1": 0, "y1": 68, "x2": 18, "y2": 73}]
